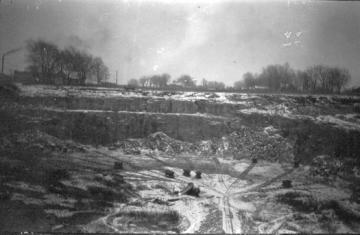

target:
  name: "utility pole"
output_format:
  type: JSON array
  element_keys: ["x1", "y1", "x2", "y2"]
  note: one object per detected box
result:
[
  {"x1": 1, "y1": 47, "x2": 22, "y2": 74},
  {"x1": 1, "y1": 55, "x2": 4, "y2": 74},
  {"x1": 116, "y1": 70, "x2": 118, "y2": 85}
]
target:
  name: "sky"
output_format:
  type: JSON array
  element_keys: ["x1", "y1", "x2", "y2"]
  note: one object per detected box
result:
[{"x1": 1, "y1": 0, "x2": 360, "y2": 86}]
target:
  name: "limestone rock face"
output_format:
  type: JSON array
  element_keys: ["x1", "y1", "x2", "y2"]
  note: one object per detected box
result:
[
  {"x1": 41, "y1": 110, "x2": 231, "y2": 145},
  {"x1": 21, "y1": 96, "x2": 242, "y2": 117}
]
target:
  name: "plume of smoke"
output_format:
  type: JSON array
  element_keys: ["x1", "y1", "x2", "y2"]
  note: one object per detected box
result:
[{"x1": 4, "y1": 47, "x2": 22, "y2": 56}]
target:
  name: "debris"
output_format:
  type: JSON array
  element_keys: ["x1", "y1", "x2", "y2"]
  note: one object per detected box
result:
[
  {"x1": 114, "y1": 161, "x2": 123, "y2": 170},
  {"x1": 310, "y1": 155, "x2": 341, "y2": 180},
  {"x1": 153, "y1": 198, "x2": 172, "y2": 206},
  {"x1": 145, "y1": 132, "x2": 194, "y2": 155},
  {"x1": 108, "y1": 146, "x2": 117, "y2": 150},
  {"x1": 0, "y1": 189, "x2": 10, "y2": 201},
  {"x1": 51, "y1": 224, "x2": 64, "y2": 231},
  {"x1": 181, "y1": 183, "x2": 200, "y2": 197},
  {"x1": 282, "y1": 180, "x2": 292, "y2": 188},
  {"x1": 294, "y1": 160, "x2": 300, "y2": 168},
  {"x1": 45, "y1": 169, "x2": 70, "y2": 188},
  {"x1": 206, "y1": 93, "x2": 220, "y2": 99},
  {"x1": 167, "y1": 198, "x2": 181, "y2": 202},
  {"x1": 165, "y1": 169, "x2": 175, "y2": 178}
]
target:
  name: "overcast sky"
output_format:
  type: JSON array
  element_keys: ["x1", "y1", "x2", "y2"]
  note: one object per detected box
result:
[{"x1": 1, "y1": 0, "x2": 360, "y2": 86}]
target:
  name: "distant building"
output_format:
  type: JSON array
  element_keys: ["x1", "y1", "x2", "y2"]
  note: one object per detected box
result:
[
  {"x1": 53, "y1": 71, "x2": 67, "y2": 85},
  {"x1": 0, "y1": 73, "x2": 11, "y2": 81},
  {"x1": 254, "y1": 85, "x2": 268, "y2": 90}
]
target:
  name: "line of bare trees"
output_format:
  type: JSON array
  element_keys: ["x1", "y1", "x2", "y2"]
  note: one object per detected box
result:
[
  {"x1": 26, "y1": 39, "x2": 109, "y2": 85},
  {"x1": 234, "y1": 63, "x2": 351, "y2": 93},
  {"x1": 128, "y1": 74, "x2": 226, "y2": 91},
  {"x1": 128, "y1": 74, "x2": 171, "y2": 88},
  {"x1": 129, "y1": 63, "x2": 350, "y2": 94}
]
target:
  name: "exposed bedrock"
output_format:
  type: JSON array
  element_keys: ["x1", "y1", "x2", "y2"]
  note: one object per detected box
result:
[
  {"x1": 236, "y1": 112, "x2": 360, "y2": 164},
  {"x1": 38, "y1": 110, "x2": 233, "y2": 145},
  {"x1": 14, "y1": 93, "x2": 360, "y2": 163},
  {"x1": 27, "y1": 107, "x2": 360, "y2": 165},
  {"x1": 18, "y1": 96, "x2": 243, "y2": 117}
]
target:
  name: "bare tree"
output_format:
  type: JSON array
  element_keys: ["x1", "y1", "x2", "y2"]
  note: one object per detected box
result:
[
  {"x1": 92, "y1": 57, "x2": 109, "y2": 84},
  {"x1": 206, "y1": 81, "x2": 225, "y2": 90},
  {"x1": 334, "y1": 68, "x2": 351, "y2": 93},
  {"x1": 295, "y1": 70, "x2": 311, "y2": 91},
  {"x1": 258, "y1": 63, "x2": 295, "y2": 90},
  {"x1": 159, "y1": 73, "x2": 171, "y2": 87},
  {"x1": 59, "y1": 47, "x2": 77, "y2": 84},
  {"x1": 175, "y1": 75, "x2": 196, "y2": 88},
  {"x1": 233, "y1": 80, "x2": 244, "y2": 90},
  {"x1": 139, "y1": 76, "x2": 150, "y2": 87},
  {"x1": 201, "y1": 78, "x2": 208, "y2": 89},
  {"x1": 243, "y1": 72, "x2": 256, "y2": 89},
  {"x1": 127, "y1": 78, "x2": 139, "y2": 87},
  {"x1": 305, "y1": 65, "x2": 351, "y2": 93},
  {"x1": 26, "y1": 39, "x2": 60, "y2": 83}
]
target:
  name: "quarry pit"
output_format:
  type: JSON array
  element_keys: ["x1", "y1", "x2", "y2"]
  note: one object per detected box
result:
[{"x1": 1, "y1": 84, "x2": 360, "y2": 233}]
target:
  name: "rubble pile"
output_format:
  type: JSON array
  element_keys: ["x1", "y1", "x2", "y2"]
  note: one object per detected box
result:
[
  {"x1": 198, "y1": 126, "x2": 294, "y2": 162},
  {"x1": 310, "y1": 155, "x2": 360, "y2": 182},
  {"x1": 113, "y1": 132, "x2": 198, "y2": 155},
  {"x1": 145, "y1": 132, "x2": 196, "y2": 154},
  {"x1": 113, "y1": 139, "x2": 142, "y2": 155},
  {"x1": 112, "y1": 127, "x2": 294, "y2": 163}
]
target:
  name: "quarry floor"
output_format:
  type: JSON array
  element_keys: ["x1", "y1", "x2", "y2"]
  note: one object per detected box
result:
[{"x1": 2, "y1": 144, "x2": 359, "y2": 233}]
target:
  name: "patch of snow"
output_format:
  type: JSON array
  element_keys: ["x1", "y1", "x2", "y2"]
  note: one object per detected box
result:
[
  {"x1": 10, "y1": 193, "x2": 43, "y2": 205},
  {"x1": 6, "y1": 181, "x2": 46, "y2": 193},
  {"x1": 308, "y1": 184, "x2": 350, "y2": 201},
  {"x1": 45, "y1": 209, "x2": 75, "y2": 218},
  {"x1": 263, "y1": 126, "x2": 281, "y2": 136},
  {"x1": 43, "y1": 194, "x2": 76, "y2": 208},
  {"x1": 38, "y1": 107, "x2": 228, "y2": 119},
  {"x1": 172, "y1": 199, "x2": 207, "y2": 233},
  {"x1": 229, "y1": 198, "x2": 256, "y2": 212},
  {"x1": 61, "y1": 174, "x2": 106, "y2": 191},
  {"x1": 316, "y1": 115, "x2": 360, "y2": 130},
  {"x1": 238, "y1": 103, "x2": 292, "y2": 116}
]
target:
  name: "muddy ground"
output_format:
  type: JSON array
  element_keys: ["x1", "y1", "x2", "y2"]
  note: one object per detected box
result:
[{"x1": 0, "y1": 83, "x2": 360, "y2": 233}]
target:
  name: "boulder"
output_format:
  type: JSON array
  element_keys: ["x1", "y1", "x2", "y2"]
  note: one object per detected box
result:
[
  {"x1": 114, "y1": 162, "x2": 123, "y2": 170},
  {"x1": 165, "y1": 169, "x2": 175, "y2": 178},
  {"x1": 195, "y1": 171, "x2": 202, "y2": 179},
  {"x1": 183, "y1": 169, "x2": 191, "y2": 177}
]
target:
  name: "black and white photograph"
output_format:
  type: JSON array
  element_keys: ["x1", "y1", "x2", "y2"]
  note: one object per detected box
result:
[{"x1": 1, "y1": 0, "x2": 360, "y2": 233}]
